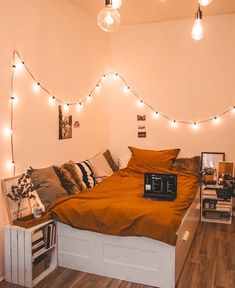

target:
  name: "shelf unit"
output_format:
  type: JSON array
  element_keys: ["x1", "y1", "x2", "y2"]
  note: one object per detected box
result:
[
  {"x1": 4, "y1": 219, "x2": 57, "y2": 287},
  {"x1": 201, "y1": 186, "x2": 233, "y2": 224}
]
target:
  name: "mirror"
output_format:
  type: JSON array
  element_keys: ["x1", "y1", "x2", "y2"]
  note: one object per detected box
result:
[{"x1": 201, "y1": 152, "x2": 225, "y2": 182}]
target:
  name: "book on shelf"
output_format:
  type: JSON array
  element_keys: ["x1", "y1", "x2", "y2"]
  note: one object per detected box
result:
[{"x1": 32, "y1": 229, "x2": 44, "y2": 242}]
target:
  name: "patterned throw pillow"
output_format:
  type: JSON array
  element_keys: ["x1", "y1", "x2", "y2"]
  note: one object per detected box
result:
[
  {"x1": 172, "y1": 156, "x2": 201, "y2": 176},
  {"x1": 74, "y1": 160, "x2": 96, "y2": 189},
  {"x1": 53, "y1": 162, "x2": 84, "y2": 194}
]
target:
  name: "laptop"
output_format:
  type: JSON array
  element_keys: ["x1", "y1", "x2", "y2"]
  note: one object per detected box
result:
[{"x1": 143, "y1": 173, "x2": 177, "y2": 201}]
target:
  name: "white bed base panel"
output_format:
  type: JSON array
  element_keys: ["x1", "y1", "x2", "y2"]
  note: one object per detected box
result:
[{"x1": 57, "y1": 191, "x2": 200, "y2": 288}]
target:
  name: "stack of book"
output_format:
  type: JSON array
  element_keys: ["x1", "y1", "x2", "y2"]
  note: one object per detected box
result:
[
  {"x1": 32, "y1": 229, "x2": 45, "y2": 259},
  {"x1": 32, "y1": 222, "x2": 56, "y2": 260}
]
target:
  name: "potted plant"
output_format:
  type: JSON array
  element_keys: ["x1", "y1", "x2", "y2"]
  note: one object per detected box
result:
[
  {"x1": 201, "y1": 167, "x2": 215, "y2": 183},
  {"x1": 7, "y1": 167, "x2": 41, "y2": 220}
]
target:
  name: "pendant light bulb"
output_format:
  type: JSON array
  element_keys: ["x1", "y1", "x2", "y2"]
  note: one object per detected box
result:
[
  {"x1": 198, "y1": 0, "x2": 212, "y2": 7},
  {"x1": 192, "y1": 6, "x2": 203, "y2": 41},
  {"x1": 97, "y1": 1, "x2": 120, "y2": 32}
]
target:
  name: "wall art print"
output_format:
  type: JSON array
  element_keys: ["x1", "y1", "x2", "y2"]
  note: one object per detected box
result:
[{"x1": 59, "y1": 105, "x2": 72, "y2": 140}]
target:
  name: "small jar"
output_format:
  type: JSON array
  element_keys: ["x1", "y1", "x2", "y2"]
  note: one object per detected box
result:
[{"x1": 33, "y1": 206, "x2": 43, "y2": 218}]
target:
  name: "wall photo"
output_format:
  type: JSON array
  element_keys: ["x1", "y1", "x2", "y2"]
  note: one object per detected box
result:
[{"x1": 58, "y1": 105, "x2": 72, "y2": 140}]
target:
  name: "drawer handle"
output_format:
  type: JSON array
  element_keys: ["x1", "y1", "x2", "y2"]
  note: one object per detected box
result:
[{"x1": 182, "y1": 231, "x2": 190, "y2": 241}]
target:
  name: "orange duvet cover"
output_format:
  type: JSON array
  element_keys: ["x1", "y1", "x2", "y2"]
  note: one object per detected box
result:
[{"x1": 48, "y1": 166, "x2": 199, "y2": 245}]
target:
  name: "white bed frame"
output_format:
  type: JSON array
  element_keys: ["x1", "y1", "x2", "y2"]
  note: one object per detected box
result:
[{"x1": 57, "y1": 190, "x2": 200, "y2": 288}]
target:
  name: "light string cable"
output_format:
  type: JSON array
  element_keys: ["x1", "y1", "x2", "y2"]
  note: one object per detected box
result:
[
  {"x1": 12, "y1": 50, "x2": 235, "y2": 127},
  {"x1": 10, "y1": 51, "x2": 17, "y2": 176}
]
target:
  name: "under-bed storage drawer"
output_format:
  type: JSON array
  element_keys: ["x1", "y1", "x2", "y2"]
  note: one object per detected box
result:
[{"x1": 175, "y1": 191, "x2": 200, "y2": 280}]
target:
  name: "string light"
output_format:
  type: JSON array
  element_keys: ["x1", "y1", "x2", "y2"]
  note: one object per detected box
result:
[
  {"x1": 170, "y1": 120, "x2": 178, "y2": 128},
  {"x1": 137, "y1": 99, "x2": 144, "y2": 107},
  {"x1": 32, "y1": 82, "x2": 40, "y2": 93},
  {"x1": 7, "y1": 50, "x2": 235, "y2": 176},
  {"x1": 48, "y1": 96, "x2": 56, "y2": 105},
  {"x1": 6, "y1": 161, "x2": 15, "y2": 171},
  {"x1": 112, "y1": 73, "x2": 119, "y2": 80},
  {"x1": 192, "y1": 122, "x2": 199, "y2": 130},
  {"x1": 95, "y1": 84, "x2": 101, "y2": 91},
  {"x1": 10, "y1": 51, "x2": 235, "y2": 126},
  {"x1": 63, "y1": 103, "x2": 70, "y2": 112},
  {"x1": 213, "y1": 117, "x2": 220, "y2": 125},
  {"x1": 124, "y1": 86, "x2": 130, "y2": 93},
  {"x1": 152, "y1": 111, "x2": 159, "y2": 119},
  {"x1": 87, "y1": 95, "x2": 92, "y2": 102},
  {"x1": 76, "y1": 102, "x2": 83, "y2": 111}
]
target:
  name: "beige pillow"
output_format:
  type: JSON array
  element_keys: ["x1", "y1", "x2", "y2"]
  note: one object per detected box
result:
[
  {"x1": 88, "y1": 153, "x2": 114, "y2": 183},
  {"x1": 31, "y1": 166, "x2": 68, "y2": 207}
]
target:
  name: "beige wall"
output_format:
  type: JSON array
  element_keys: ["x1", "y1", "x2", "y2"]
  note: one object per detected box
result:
[
  {"x1": 107, "y1": 13, "x2": 235, "y2": 161},
  {"x1": 0, "y1": 0, "x2": 109, "y2": 280}
]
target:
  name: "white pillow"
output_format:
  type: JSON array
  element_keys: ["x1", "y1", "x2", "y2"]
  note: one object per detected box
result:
[
  {"x1": 88, "y1": 153, "x2": 113, "y2": 183},
  {"x1": 118, "y1": 151, "x2": 132, "y2": 169}
]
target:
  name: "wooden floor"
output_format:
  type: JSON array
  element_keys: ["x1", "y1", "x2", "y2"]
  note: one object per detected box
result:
[{"x1": 1, "y1": 221, "x2": 235, "y2": 288}]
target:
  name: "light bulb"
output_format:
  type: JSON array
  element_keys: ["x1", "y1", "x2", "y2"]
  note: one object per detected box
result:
[
  {"x1": 213, "y1": 117, "x2": 220, "y2": 125},
  {"x1": 87, "y1": 95, "x2": 92, "y2": 102},
  {"x1": 6, "y1": 161, "x2": 15, "y2": 170},
  {"x1": 112, "y1": 73, "x2": 119, "y2": 80},
  {"x1": 32, "y1": 82, "x2": 40, "y2": 93},
  {"x1": 77, "y1": 102, "x2": 83, "y2": 111},
  {"x1": 48, "y1": 96, "x2": 56, "y2": 105},
  {"x1": 170, "y1": 120, "x2": 177, "y2": 128},
  {"x1": 14, "y1": 59, "x2": 24, "y2": 72},
  {"x1": 97, "y1": 4, "x2": 120, "y2": 32},
  {"x1": 192, "y1": 122, "x2": 199, "y2": 130},
  {"x1": 137, "y1": 99, "x2": 144, "y2": 107},
  {"x1": 192, "y1": 7, "x2": 203, "y2": 41},
  {"x1": 152, "y1": 111, "x2": 159, "y2": 119},
  {"x1": 124, "y1": 86, "x2": 130, "y2": 94},
  {"x1": 112, "y1": 0, "x2": 122, "y2": 9},
  {"x1": 95, "y1": 84, "x2": 101, "y2": 91},
  {"x1": 198, "y1": 0, "x2": 212, "y2": 7},
  {"x1": 3, "y1": 127, "x2": 12, "y2": 137},
  {"x1": 63, "y1": 103, "x2": 70, "y2": 112}
]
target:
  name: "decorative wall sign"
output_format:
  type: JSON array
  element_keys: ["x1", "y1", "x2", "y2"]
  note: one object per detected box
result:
[
  {"x1": 138, "y1": 124, "x2": 146, "y2": 130},
  {"x1": 138, "y1": 131, "x2": 146, "y2": 138},
  {"x1": 58, "y1": 105, "x2": 72, "y2": 140},
  {"x1": 137, "y1": 115, "x2": 146, "y2": 121}
]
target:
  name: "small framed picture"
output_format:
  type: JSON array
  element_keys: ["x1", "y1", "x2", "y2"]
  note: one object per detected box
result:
[{"x1": 1, "y1": 176, "x2": 32, "y2": 224}]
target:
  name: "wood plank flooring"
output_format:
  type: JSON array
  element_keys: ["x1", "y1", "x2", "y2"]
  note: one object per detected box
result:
[{"x1": 0, "y1": 221, "x2": 234, "y2": 288}]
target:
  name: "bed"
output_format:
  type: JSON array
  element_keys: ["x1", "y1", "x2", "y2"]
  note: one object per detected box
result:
[{"x1": 48, "y1": 162, "x2": 200, "y2": 288}]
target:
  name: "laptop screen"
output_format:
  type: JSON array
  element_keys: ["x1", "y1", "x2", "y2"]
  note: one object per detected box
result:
[{"x1": 144, "y1": 173, "x2": 177, "y2": 200}]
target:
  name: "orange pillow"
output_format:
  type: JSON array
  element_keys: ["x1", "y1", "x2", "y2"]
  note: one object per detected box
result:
[{"x1": 127, "y1": 146, "x2": 180, "y2": 170}]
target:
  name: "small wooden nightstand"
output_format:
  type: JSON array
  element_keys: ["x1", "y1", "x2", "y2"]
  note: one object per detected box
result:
[
  {"x1": 201, "y1": 185, "x2": 233, "y2": 224},
  {"x1": 4, "y1": 219, "x2": 57, "y2": 287}
]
